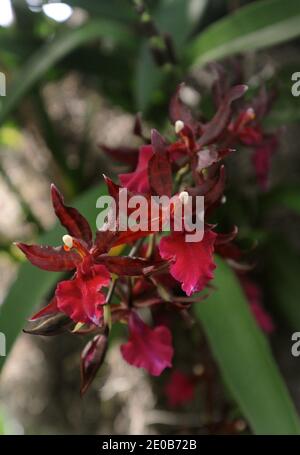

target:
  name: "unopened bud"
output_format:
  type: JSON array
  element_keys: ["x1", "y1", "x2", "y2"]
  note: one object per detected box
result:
[
  {"x1": 24, "y1": 313, "x2": 73, "y2": 336},
  {"x1": 175, "y1": 120, "x2": 184, "y2": 134},
  {"x1": 80, "y1": 334, "x2": 108, "y2": 396},
  {"x1": 62, "y1": 234, "x2": 73, "y2": 249}
]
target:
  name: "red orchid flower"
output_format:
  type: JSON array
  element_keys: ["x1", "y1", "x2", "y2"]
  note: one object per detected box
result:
[
  {"x1": 113, "y1": 128, "x2": 234, "y2": 297},
  {"x1": 16, "y1": 184, "x2": 163, "y2": 326},
  {"x1": 227, "y1": 107, "x2": 279, "y2": 190},
  {"x1": 17, "y1": 78, "x2": 262, "y2": 396}
]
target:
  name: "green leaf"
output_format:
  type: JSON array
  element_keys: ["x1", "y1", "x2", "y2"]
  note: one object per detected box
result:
[
  {"x1": 0, "y1": 184, "x2": 104, "y2": 372},
  {"x1": 0, "y1": 409, "x2": 4, "y2": 435},
  {"x1": 188, "y1": 0, "x2": 300, "y2": 68},
  {"x1": 194, "y1": 256, "x2": 300, "y2": 434},
  {"x1": 0, "y1": 20, "x2": 131, "y2": 124},
  {"x1": 135, "y1": 0, "x2": 208, "y2": 111}
]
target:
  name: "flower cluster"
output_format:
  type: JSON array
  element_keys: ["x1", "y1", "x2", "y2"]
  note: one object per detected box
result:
[{"x1": 16, "y1": 75, "x2": 275, "y2": 395}]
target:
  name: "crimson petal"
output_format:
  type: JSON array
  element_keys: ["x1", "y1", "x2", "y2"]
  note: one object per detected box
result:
[
  {"x1": 51, "y1": 184, "x2": 93, "y2": 246},
  {"x1": 103, "y1": 174, "x2": 120, "y2": 200},
  {"x1": 119, "y1": 145, "x2": 153, "y2": 193},
  {"x1": 99, "y1": 144, "x2": 139, "y2": 168},
  {"x1": 159, "y1": 230, "x2": 216, "y2": 296},
  {"x1": 148, "y1": 129, "x2": 172, "y2": 197},
  {"x1": 55, "y1": 262, "x2": 110, "y2": 325},
  {"x1": 120, "y1": 311, "x2": 173, "y2": 376},
  {"x1": 198, "y1": 84, "x2": 248, "y2": 147},
  {"x1": 92, "y1": 229, "x2": 119, "y2": 256},
  {"x1": 16, "y1": 243, "x2": 80, "y2": 272},
  {"x1": 97, "y1": 255, "x2": 166, "y2": 277},
  {"x1": 30, "y1": 297, "x2": 59, "y2": 321}
]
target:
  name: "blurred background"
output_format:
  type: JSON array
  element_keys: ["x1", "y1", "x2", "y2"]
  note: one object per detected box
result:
[{"x1": 0, "y1": 0, "x2": 300, "y2": 435}]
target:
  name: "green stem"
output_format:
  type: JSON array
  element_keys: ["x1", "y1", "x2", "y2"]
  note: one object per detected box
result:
[{"x1": 132, "y1": 0, "x2": 177, "y2": 67}]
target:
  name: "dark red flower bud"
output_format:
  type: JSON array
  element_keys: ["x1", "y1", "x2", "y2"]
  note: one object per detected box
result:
[
  {"x1": 80, "y1": 333, "x2": 108, "y2": 396},
  {"x1": 24, "y1": 312, "x2": 74, "y2": 336}
]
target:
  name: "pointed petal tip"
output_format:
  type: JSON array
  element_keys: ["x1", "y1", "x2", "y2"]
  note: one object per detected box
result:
[
  {"x1": 14, "y1": 242, "x2": 27, "y2": 253},
  {"x1": 150, "y1": 128, "x2": 162, "y2": 142},
  {"x1": 50, "y1": 183, "x2": 63, "y2": 204},
  {"x1": 103, "y1": 174, "x2": 114, "y2": 185},
  {"x1": 50, "y1": 182, "x2": 59, "y2": 194},
  {"x1": 23, "y1": 328, "x2": 40, "y2": 336}
]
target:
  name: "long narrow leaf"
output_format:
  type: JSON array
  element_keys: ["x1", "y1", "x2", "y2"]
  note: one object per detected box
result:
[
  {"x1": 195, "y1": 256, "x2": 300, "y2": 434},
  {"x1": 188, "y1": 0, "x2": 300, "y2": 68}
]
